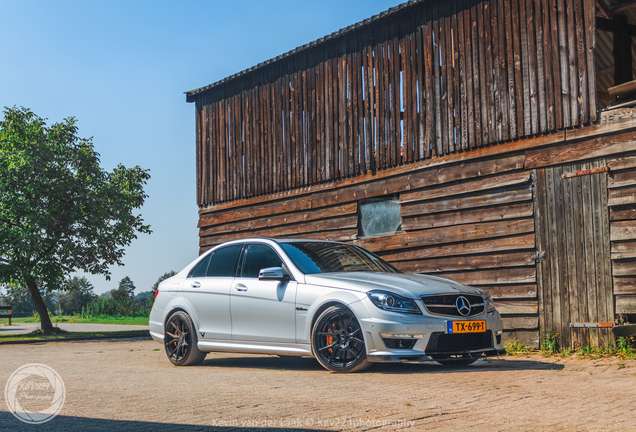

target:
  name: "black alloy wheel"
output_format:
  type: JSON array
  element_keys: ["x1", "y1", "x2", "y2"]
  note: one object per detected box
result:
[
  {"x1": 164, "y1": 311, "x2": 206, "y2": 366},
  {"x1": 312, "y1": 305, "x2": 371, "y2": 373}
]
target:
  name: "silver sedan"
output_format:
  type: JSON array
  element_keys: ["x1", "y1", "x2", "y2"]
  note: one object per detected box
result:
[{"x1": 150, "y1": 238, "x2": 505, "y2": 372}]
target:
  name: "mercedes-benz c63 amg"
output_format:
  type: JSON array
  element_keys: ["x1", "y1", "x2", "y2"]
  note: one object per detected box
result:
[{"x1": 150, "y1": 238, "x2": 505, "y2": 372}]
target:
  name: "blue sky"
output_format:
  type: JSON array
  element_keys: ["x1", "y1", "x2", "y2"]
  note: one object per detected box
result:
[{"x1": 0, "y1": 0, "x2": 404, "y2": 295}]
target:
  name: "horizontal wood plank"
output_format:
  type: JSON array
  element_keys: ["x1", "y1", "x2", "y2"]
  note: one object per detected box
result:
[
  {"x1": 609, "y1": 185, "x2": 636, "y2": 206},
  {"x1": 610, "y1": 206, "x2": 636, "y2": 221},
  {"x1": 199, "y1": 203, "x2": 357, "y2": 234},
  {"x1": 610, "y1": 220, "x2": 636, "y2": 241},
  {"x1": 200, "y1": 215, "x2": 358, "y2": 246},
  {"x1": 611, "y1": 240, "x2": 636, "y2": 259},
  {"x1": 401, "y1": 187, "x2": 533, "y2": 217},
  {"x1": 402, "y1": 203, "x2": 533, "y2": 231},
  {"x1": 612, "y1": 260, "x2": 636, "y2": 277},
  {"x1": 379, "y1": 234, "x2": 536, "y2": 261},
  {"x1": 392, "y1": 252, "x2": 535, "y2": 273},
  {"x1": 525, "y1": 129, "x2": 636, "y2": 169},
  {"x1": 607, "y1": 154, "x2": 636, "y2": 171},
  {"x1": 608, "y1": 170, "x2": 636, "y2": 189},
  {"x1": 479, "y1": 284, "x2": 538, "y2": 299},
  {"x1": 199, "y1": 155, "x2": 526, "y2": 226},
  {"x1": 495, "y1": 299, "x2": 539, "y2": 314},
  {"x1": 616, "y1": 295, "x2": 636, "y2": 314},
  {"x1": 355, "y1": 219, "x2": 535, "y2": 253},
  {"x1": 431, "y1": 268, "x2": 537, "y2": 285},
  {"x1": 400, "y1": 171, "x2": 531, "y2": 203},
  {"x1": 613, "y1": 277, "x2": 636, "y2": 295},
  {"x1": 502, "y1": 316, "x2": 539, "y2": 330}
]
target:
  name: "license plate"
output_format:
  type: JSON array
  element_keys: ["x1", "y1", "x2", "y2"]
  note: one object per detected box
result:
[{"x1": 447, "y1": 320, "x2": 486, "y2": 334}]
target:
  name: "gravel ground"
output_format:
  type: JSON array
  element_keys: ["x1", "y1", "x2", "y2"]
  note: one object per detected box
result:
[{"x1": 0, "y1": 338, "x2": 635, "y2": 431}]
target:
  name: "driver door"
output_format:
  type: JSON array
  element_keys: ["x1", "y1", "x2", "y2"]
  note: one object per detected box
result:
[{"x1": 230, "y1": 243, "x2": 297, "y2": 343}]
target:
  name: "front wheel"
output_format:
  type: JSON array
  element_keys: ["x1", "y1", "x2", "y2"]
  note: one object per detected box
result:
[
  {"x1": 311, "y1": 305, "x2": 371, "y2": 373},
  {"x1": 164, "y1": 311, "x2": 206, "y2": 366}
]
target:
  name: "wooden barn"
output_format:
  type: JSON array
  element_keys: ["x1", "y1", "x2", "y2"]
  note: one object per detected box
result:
[{"x1": 186, "y1": 0, "x2": 636, "y2": 349}]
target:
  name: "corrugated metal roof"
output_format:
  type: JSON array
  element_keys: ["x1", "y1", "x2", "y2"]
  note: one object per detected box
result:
[{"x1": 185, "y1": 0, "x2": 423, "y2": 101}]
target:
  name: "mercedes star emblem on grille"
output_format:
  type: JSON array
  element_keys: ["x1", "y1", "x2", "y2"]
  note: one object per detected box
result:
[{"x1": 455, "y1": 296, "x2": 471, "y2": 316}]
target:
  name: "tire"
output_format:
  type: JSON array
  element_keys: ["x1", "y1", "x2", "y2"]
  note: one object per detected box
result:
[
  {"x1": 164, "y1": 311, "x2": 206, "y2": 366},
  {"x1": 437, "y1": 358, "x2": 477, "y2": 367},
  {"x1": 311, "y1": 305, "x2": 372, "y2": 373}
]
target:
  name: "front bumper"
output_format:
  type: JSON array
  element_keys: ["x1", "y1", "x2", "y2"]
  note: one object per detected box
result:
[{"x1": 351, "y1": 297, "x2": 506, "y2": 363}]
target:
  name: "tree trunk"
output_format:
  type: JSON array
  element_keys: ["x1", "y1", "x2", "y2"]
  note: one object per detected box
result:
[{"x1": 25, "y1": 277, "x2": 53, "y2": 331}]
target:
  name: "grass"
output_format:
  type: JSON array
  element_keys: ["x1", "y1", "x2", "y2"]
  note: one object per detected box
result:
[
  {"x1": 0, "y1": 329, "x2": 150, "y2": 344},
  {"x1": 1, "y1": 314, "x2": 149, "y2": 326},
  {"x1": 504, "y1": 336, "x2": 636, "y2": 360}
]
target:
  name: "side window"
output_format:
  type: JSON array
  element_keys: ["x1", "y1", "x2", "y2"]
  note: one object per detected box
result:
[
  {"x1": 206, "y1": 245, "x2": 243, "y2": 277},
  {"x1": 241, "y1": 244, "x2": 283, "y2": 279},
  {"x1": 188, "y1": 253, "x2": 212, "y2": 278}
]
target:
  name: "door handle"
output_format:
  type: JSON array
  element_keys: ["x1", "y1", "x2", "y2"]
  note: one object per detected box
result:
[
  {"x1": 235, "y1": 284, "x2": 248, "y2": 292},
  {"x1": 191, "y1": 281, "x2": 201, "y2": 288}
]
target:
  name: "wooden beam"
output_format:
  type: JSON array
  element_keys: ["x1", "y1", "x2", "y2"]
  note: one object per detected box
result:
[
  {"x1": 596, "y1": 17, "x2": 636, "y2": 36},
  {"x1": 596, "y1": 0, "x2": 614, "y2": 19},
  {"x1": 611, "y1": 0, "x2": 636, "y2": 14}
]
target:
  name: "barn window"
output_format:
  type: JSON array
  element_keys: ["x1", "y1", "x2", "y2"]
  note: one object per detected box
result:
[{"x1": 358, "y1": 197, "x2": 402, "y2": 238}]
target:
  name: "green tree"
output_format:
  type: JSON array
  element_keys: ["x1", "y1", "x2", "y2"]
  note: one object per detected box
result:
[
  {"x1": 0, "y1": 107, "x2": 151, "y2": 331},
  {"x1": 151, "y1": 270, "x2": 177, "y2": 297},
  {"x1": 118, "y1": 276, "x2": 136, "y2": 297},
  {"x1": 56, "y1": 276, "x2": 96, "y2": 315},
  {"x1": 0, "y1": 284, "x2": 57, "y2": 318}
]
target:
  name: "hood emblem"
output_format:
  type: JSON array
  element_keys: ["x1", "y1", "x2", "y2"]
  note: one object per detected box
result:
[{"x1": 455, "y1": 296, "x2": 471, "y2": 316}]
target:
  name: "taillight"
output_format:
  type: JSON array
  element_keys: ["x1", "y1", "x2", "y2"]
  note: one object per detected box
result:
[{"x1": 154, "y1": 287, "x2": 159, "y2": 301}]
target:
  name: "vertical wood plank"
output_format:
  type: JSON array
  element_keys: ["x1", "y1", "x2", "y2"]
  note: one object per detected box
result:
[
  {"x1": 556, "y1": 0, "x2": 571, "y2": 128},
  {"x1": 525, "y1": 0, "x2": 539, "y2": 135},
  {"x1": 573, "y1": 0, "x2": 588, "y2": 125},
  {"x1": 584, "y1": 0, "x2": 596, "y2": 122},
  {"x1": 477, "y1": 0, "x2": 489, "y2": 145},
  {"x1": 457, "y1": 0, "x2": 469, "y2": 149},
  {"x1": 472, "y1": 0, "x2": 484, "y2": 146},
  {"x1": 534, "y1": 0, "x2": 548, "y2": 133},
  {"x1": 565, "y1": 0, "x2": 579, "y2": 126},
  {"x1": 497, "y1": 0, "x2": 510, "y2": 140}
]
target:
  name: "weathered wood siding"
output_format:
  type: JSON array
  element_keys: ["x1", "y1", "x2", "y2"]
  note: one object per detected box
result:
[
  {"x1": 198, "y1": 152, "x2": 540, "y2": 345},
  {"x1": 534, "y1": 160, "x2": 614, "y2": 349},
  {"x1": 608, "y1": 152, "x2": 636, "y2": 315},
  {"x1": 192, "y1": 0, "x2": 597, "y2": 207}
]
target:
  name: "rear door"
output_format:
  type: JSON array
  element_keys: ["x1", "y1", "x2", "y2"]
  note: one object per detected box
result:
[
  {"x1": 230, "y1": 243, "x2": 297, "y2": 343},
  {"x1": 183, "y1": 244, "x2": 243, "y2": 340}
]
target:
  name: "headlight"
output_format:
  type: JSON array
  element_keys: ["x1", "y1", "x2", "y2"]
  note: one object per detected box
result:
[
  {"x1": 367, "y1": 291, "x2": 422, "y2": 315},
  {"x1": 485, "y1": 294, "x2": 496, "y2": 313}
]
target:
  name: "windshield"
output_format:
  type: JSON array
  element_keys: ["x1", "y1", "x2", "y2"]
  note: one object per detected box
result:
[{"x1": 279, "y1": 242, "x2": 400, "y2": 274}]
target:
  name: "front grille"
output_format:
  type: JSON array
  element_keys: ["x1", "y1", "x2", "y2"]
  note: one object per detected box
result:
[
  {"x1": 383, "y1": 338, "x2": 417, "y2": 350},
  {"x1": 425, "y1": 331, "x2": 493, "y2": 354},
  {"x1": 420, "y1": 294, "x2": 485, "y2": 317}
]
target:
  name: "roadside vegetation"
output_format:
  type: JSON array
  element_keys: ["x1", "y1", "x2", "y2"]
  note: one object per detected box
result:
[
  {"x1": 0, "y1": 271, "x2": 175, "y2": 326},
  {"x1": 505, "y1": 329, "x2": 636, "y2": 360}
]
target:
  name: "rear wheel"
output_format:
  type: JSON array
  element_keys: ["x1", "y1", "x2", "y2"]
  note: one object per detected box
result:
[
  {"x1": 164, "y1": 311, "x2": 206, "y2": 366},
  {"x1": 312, "y1": 305, "x2": 371, "y2": 373}
]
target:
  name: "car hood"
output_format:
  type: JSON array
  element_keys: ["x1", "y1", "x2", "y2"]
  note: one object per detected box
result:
[{"x1": 303, "y1": 272, "x2": 486, "y2": 299}]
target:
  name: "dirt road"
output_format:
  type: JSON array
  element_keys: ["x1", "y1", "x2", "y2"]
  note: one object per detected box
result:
[{"x1": 1, "y1": 338, "x2": 634, "y2": 431}]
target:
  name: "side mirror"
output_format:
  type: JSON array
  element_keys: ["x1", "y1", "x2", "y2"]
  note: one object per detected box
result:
[{"x1": 258, "y1": 267, "x2": 289, "y2": 281}]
